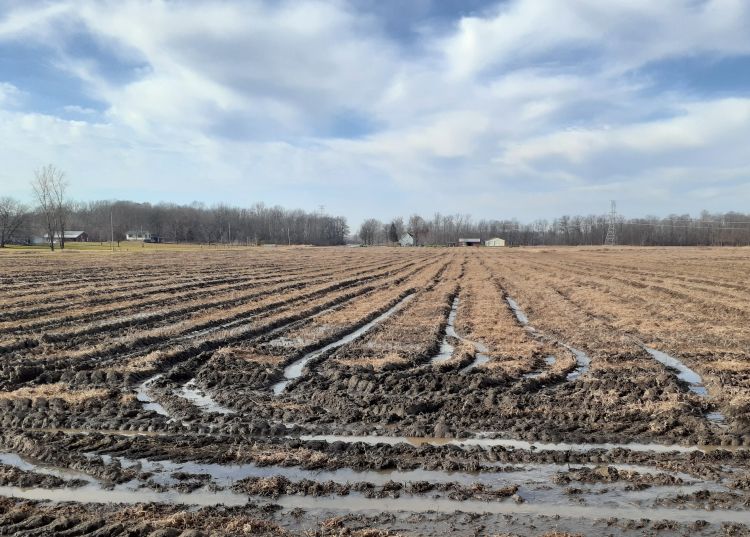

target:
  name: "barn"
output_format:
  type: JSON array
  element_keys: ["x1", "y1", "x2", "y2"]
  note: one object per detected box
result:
[
  {"x1": 457, "y1": 238, "x2": 481, "y2": 247},
  {"x1": 42, "y1": 231, "x2": 89, "y2": 242},
  {"x1": 485, "y1": 237, "x2": 506, "y2": 247}
]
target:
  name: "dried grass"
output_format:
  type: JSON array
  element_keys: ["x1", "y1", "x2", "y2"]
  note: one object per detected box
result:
[{"x1": 0, "y1": 383, "x2": 108, "y2": 403}]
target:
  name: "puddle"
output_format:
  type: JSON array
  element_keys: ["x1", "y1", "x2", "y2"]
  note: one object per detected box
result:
[
  {"x1": 272, "y1": 294, "x2": 415, "y2": 395},
  {"x1": 0, "y1": 484, "x2": 249, "y2": 507},
  {"x1": 461, "y1": 350, "x2": 490, "y2": 372},
  {"x1": 642, "y1": 345, "x2": 703, "y2": 389},
  {"x1": 640, "y1": 343, "x2": 727, "y2": 424},
  {"x1": 0, "y1": 450, "x2": 729, "y2": 516},
  {"x1": 179, "y1": 379, "x2": 235, "y2": 415},
  {"x1": 523, "y1": 355, "x2": 557, "y2": 379},
  {"x1": 276, "y1": 494, "x2": 750, "y2": 525},
  {"x1": 299, "y1": 434, "x2": 706, "y2": 453},
  {"x1": 29, "y1": 427, "x2": 171, "y2": 437},
  {"x1": 505, "y1": 295, "x2": 589, "y2": 381},
  {"x1": 430, "y1": 297, "x2": 459, "y2": 364},
  {"x1": 506, "y1": 297, "x2": 529, "y2": 326},
  {"x1": 0, "y1": 453, "x2": 99, "y2": 484},
  {"x1": 134, "y1": 374, "x2": 171, "y2": 417},
  {"x1": 3, "y1": 484, "x2": 746, "y2": 523},
  {"x1": 90, "y1": 455, "x2": 704, "y2": 498},
  {"x1": 564, "y1": 344, "x2": 591, "y2": 381},
  {"x1": 428, "y1": 296, "x2": 491, "y2": 371}
]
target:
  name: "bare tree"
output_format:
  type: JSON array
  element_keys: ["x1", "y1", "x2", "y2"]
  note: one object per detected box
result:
[
  {"x1": 50, "y1": 169, "x2": 69, "y2": 249},
  {"x1": 32, "y1": 165, "x2": 65, "y2": 251},
  {"x1": 358, "y1": 218, "x2": 381, "y2": 246},
  {"x1": 0, "y1": 197, "x2": 28, "y2": 247},
  {"x1": 388, "y1": 217, "x2": 403, "y2": 244},
  {"x1": 408, "y1": 214, "x2": 429, "y2": 246}
]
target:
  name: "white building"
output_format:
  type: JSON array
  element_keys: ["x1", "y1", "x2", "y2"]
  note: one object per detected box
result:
[
  {"x1": 485, "y1": 237, "x2": 506, "y2": 247},
  {"x1": 399, "y1": 232, "x2": 415, "y2": 247},
  {"x1": 126, "y1": 230, "x2": 152, "y2": 241}
]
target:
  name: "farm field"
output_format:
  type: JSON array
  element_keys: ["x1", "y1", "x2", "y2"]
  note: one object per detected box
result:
[{"x1": 1, "y1": 246, "x2": 749, "y2": 536}]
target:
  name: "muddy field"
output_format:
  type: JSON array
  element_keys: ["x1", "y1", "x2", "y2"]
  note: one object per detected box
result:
[{"x1": 1, "y1": 246, "x2": 749, "y2": 536}]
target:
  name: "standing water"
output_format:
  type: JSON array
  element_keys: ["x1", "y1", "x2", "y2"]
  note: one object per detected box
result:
[
  {"x1": 134, "y1": 374, "x2": 170, "y2": 417},
  {"x1": 430, "y1": 297, "x2": 459, "y2": 364},
  {"x1": 272, "y1": 294, "x2": 415, "y2": 395},
  {"x1": 640, "y1": 343, "x2": 726, "y2": 424}
]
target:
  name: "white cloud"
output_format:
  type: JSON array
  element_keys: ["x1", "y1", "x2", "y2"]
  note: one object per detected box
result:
[
  {"x1": 0, "y1": 0, "x2": 749, "y2": 223},
  {"x1": 0, "y1": 82, "x2": 22, "y2": 107},
  {"x1": 500, "y1": 98, "x2": 750, "y2": 166}
]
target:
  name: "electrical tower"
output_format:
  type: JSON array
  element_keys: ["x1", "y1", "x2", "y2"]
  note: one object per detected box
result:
[{"x1": 604, "y1": 200, "x2": 617, "y2": 246}]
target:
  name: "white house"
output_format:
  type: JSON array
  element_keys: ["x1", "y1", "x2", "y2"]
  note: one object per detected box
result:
[
  {"x1": 485, "y1": 237, "x2": 506, "y2": 247},
  {"x1": 399, "y1": 232, "x2": 415, "y2": 247},
  {"x1": 126, "y1": 230, "x2": 152, "y2": 241}
]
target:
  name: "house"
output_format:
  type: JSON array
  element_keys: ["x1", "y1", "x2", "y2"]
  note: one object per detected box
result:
[
  {"x1": 457, "y1": 238, "x2": 481, "y2": 247},
  {"x1": 42, "y1": 231, "x2": 88, "y2": 242},
  {"x1": 399, "y1": 232, "x2": 415, "y2": 247},
  {"x1": 485, "y1": 237, "x2": 506, "y2": 247},
  {"x1": 126, "y1": 230, "x2": 152, "y2": 241}
]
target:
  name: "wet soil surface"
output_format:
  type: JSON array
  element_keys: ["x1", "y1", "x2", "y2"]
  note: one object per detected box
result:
[{"x1": 2, "y1": 249, "x2": 749, "y2": 535}]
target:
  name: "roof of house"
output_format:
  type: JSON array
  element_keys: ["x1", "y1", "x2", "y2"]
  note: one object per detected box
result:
[
  {"x1": 44, "y1": 231, "x2": 86, "y2": 238},
  {"x1": 487, "y1": 237, "x2": 505, "y2": 241},
  {"x1": 458, "y1": 238, "x2": 481, "y2": 242}
]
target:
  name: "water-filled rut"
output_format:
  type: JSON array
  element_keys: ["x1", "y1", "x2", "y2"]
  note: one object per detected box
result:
[{"x1": 272, "y1": 293, "x2": 415, "y2": 395}]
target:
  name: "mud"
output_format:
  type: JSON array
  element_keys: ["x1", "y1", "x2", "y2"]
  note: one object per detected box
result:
[{"x1": 2, "y1": 248, "x2": 749, "y2": 536}]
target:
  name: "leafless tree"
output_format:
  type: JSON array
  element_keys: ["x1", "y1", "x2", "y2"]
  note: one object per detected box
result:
[
  {"x1": 0, "y1": 197, "x2": 28, "y2": 247},
  {"x1": 31, "y1": 165, "x2": 66, "y2": 251},
  {"x1": 50, "y1": 169, "x2": 69, "y2": 249},
  {"x1": 408, "y1": 214, "x2": 429, "y2": 246},
  {"x1": 358, "y1": 218, "x2": 381, "y2": 246}
]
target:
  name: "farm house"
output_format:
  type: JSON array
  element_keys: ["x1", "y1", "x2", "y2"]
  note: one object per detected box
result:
[
  {"x1": 126, "y1": 230, "x2": 153, "y2": 241},
  {"x1": 485, "y1": 237, "x2": 506, "y2": 247},
  {"x1": 399, "y1": 232, "x2": 415, "y2": 247},
  {"x1": 457, "y1": 238, "x2": 481, "y2": 247}
]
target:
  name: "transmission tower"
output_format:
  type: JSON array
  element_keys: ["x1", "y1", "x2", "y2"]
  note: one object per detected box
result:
[{"x1": 604, "y1": 200, "x2": 617, "y2": 246}]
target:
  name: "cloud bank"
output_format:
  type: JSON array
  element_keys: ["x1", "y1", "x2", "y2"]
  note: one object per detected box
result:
[{"x1": 1, "y1": 0, "x2": 749, "y2": 224}]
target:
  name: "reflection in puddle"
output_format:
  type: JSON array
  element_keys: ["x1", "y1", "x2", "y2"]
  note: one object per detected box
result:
[
  {"x1": 506, "y1": 294, "x2": 589, "y2": 381},
  {"x1": 0, "y1": 451, "x2": 732, "y2": 518},
  {"x1": 640, "y1": 343, "x2": 727, "y2": 424},
  {"x1": 273, "y1": 294, "x2": 414, "y2": 395},
  {"x1": 506, "y1": 297, "x2": 529, "y2": 326},
  {"x1": 276, "y1": 494, "x2": 750, "y2": 525},
  {"x1": 0, "y1": 484, "x2": 249, "y2": 507},
  {"x1": 299, "y1": 434, "x2": 704, "y2": 453},
  {"x1": 431, "y1": 297, "x2": 459, "y2": 364},
  {"x1": 428, "y1": 296, "x2": 491, "y2": 371},
  {"x1": 134, "y1": 374, "x2": 170, "y2": 417},
  {"x1": 179, "y1": 379, "x2": 235, "y2": 415},
  {"x1": 564, "y1": 344, "x2": 591, "y2": 380},
  {"x1": 0, "y1": 453, "x2": 99, "y2": 484}
]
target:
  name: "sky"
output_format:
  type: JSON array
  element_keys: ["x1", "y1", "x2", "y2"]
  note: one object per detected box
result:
[{"x1": 1, "y1": 0, "x2": 749, "y2": 228}]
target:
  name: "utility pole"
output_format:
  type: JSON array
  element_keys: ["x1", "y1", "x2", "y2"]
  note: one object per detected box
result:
[
  {"x1": 604, "y1": 200, "x2": 617, "y2": 246},
  {"x1": 110, "y1": 209, "x2": 114, "y2": 252},
  {"x1": 228, "y1": 222, "x2": 231, "y2": 246}
]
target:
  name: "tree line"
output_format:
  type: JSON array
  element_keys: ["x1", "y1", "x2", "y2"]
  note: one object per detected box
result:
[
  {"x1": 3, "y1": 165, "x2": 749, "y2": 248},
  {"x1": 1, "y1": 166, "x2": 349, "y2": 248},
  {"x1": 358, "y1": 211, "x2": 750, "y2": 247}
]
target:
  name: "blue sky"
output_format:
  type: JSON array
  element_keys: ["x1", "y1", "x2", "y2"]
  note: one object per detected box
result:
[{"x1": 1, "y1": 0, "x2": 749, "y2": 227}]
